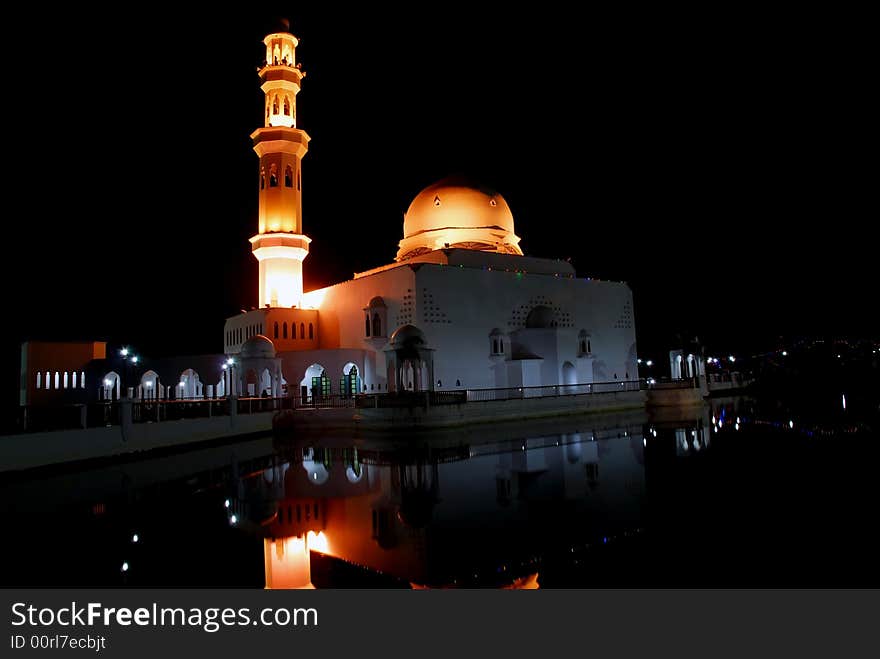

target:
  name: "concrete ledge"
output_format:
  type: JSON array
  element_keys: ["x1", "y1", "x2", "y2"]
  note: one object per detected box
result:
[
  {"x1": 646, "y1": 387, "x2": 704, "y2": 407},
  {"x1": 0, "y1": 413, "x2": 275, "y2": 474},
  {"x1": 312, "y1": 390, "x2": 648, "y2": 430}
]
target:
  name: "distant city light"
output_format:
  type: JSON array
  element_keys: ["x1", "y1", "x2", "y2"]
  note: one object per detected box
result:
[
  {"x1": 728, "y1": 356, "x2": 736, "y2": 363},
  {"x1": 789, "y1": 420, "x2": 794, "y2": 429},
  {"x1": 230, "y1": 515, "x2": 238, "y2": 525},
  {"x1": 736, "y1": 417, "x2": 740, "y2": 424},
  {"x1": 837, "y1": 354, "x2": 841, "y2": 359},
  {"x1": 712, "y1": 415, "x2": 716, "y2": 424},
  {"x1": 121, "y1": 562, "x2": 129, "y2": 572},
  {"x1": 646, "y1": 360, "x2": 653, "y2": 367},
  {"x1": 735, "y1": 423, "x2": 740, "y2": 431},
  {"x1": 643, "y1": 438, "x2": 647, "y2": 447},
  {"x1": 782, "y1": 351, "x2": 788, "y2": 356},
  {"x1": 120, "y1": 348, "x2": 129, "y2": 357},
  {"x1": 132, "y1": 534, "x2": 139, "y2": 543},
  {"x1": 131, "y1": 356, "x2": 139, "y2": 364},
  {"x1": 224, "y1": 499, "x2": 230, "y2": 508}
]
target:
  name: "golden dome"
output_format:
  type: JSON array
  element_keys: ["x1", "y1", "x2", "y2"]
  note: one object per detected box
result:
[{"x1": 396, "y1": 176, "x2": 523, "y2": 261}]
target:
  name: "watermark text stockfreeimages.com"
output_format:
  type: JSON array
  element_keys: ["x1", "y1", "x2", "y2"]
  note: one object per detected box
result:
[{"x1": 11, "y1": 601, "x2": 318, "y2": 633}]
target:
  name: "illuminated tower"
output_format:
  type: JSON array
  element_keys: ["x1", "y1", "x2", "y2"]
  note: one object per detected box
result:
[{"x1": 250, "y1": 23, "x2": 311, "y2": 309}]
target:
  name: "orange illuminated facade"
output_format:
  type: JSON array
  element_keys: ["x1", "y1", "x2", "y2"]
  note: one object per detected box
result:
[{"x1": 250, "y1": 24, "x2": 311, "y2": 309}]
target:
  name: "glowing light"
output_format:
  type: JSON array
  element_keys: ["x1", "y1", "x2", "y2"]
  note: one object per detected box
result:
[
  {"x1": 222, "y1": 364, "x2": 228, "y2": 370},
  {"x1": 145, "y1": 381, "x2": 153, "y2": 388},
  {"x1": 301, "y1": 288, "x2": 327, "y2": 310},
  {"x1": 224, "y1": 499, "x2": 230, "y2": 508},
  {"x1": 307, "y1": 531, "x2": 329, "y2": 554},
  {"x1": 227, "y1": 358, "x2": 234, "y2": 365},
  {"x1": 736, "y1": 417, "x2": 740, "y2": 424},
  {"x1": 179, "y1": 382, "x2": 185, "y2": 388},
  {"x1": 104, "y1": 379, "x2": 111, "y2": 386},
  {"x1": 643, "y1": 438, "x2": 647, "y2": 447},
  {"x1": 728, "y1": 356, "x2": 736, "y2": 363},
  {"x1": 782, "y1": 351, "x2": 788, "y2": 356},
  {"x1": 735, "y1": 423, "x2": 740, "y2": 431},
  {"x1": 120, "y1": 348, "x2": 129, "y2": 357},
  {"x1": 712, "y1": 415, "x2": 716, "y2": 424},
  {"x1": 637, "y1": 359, "x2": 643, "y2": 364},
  {"x1": 131, "y1": 356, "x2": 139, "y2": 364},
  {"x1": 842, "y1": 394, "x2": 846, "y2": 410},
  {"x1": 230, "y1": 514, "x2": 238, "y2": 525},
  {"x1": 132, "y1": 534, "x2": 139, "y2": 543},
  {"x1": 789, "y1": 420, "x2": 794, "y2": 429},
  {"x1": 121, "y1": 562, "x2": 129, "y2": 572},
  {"x1": 646, "y1": 360, "x2": 653, "y2": 367}
]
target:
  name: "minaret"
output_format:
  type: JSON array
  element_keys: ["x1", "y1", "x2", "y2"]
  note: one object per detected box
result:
[{"x1": 249, "y1": 22, "x2": 311, "y2": 309}]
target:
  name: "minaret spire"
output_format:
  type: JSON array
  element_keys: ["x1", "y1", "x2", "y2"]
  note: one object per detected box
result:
[{"x1": 249, "y1": 23, "x2": 311, "y2": 308}]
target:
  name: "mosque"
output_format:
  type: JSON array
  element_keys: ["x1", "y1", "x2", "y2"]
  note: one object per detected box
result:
[
  {"x1": 220, "y1": 25, "x2": 639, "y2": 402},
  {"x1": 19, "y1": 24, "x2": 639, "y2": 409}
]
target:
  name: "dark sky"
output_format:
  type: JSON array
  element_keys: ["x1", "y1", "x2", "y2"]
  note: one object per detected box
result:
[{"x1": 1, "y1": 6, "x2": 874, "y2": 403}]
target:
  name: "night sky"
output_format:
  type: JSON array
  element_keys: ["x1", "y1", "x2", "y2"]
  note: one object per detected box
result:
[{"x1": 1, "y1": 7, "x2": 873, "y2": 407}]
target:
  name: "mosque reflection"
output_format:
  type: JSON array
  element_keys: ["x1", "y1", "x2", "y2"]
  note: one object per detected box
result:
[{"x1": 228, "y1": 407, "x2": 700, "y2": 589}]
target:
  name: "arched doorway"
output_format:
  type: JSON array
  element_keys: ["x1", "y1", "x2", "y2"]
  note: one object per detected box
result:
[
  {"x1": 101, "y1": 371, "x2": 121, "y2": 401},
  {"x1": 259, "y1": 368, "x2": 273, "y2": 397},
  {"x1": 244, "y1": 369, "x2": 259, "y2": 397},
  {"x1": 562, "y1": 361, "x2": 577, "y2": 387},
  {"x1": 139, "y1": 371, "x2": 161, "y2": 400},
  {"x1": 179, "y1": 368, "x2": 202, "y2": 399},
  {"x1": 341, "y1": 363, "x2": 360, "y2": 398},
  {"x1": 300, "y1": 364, "x2": 329, "y2": 403}
]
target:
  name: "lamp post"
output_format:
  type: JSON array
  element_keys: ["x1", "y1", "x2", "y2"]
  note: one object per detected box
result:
[{"x1": 118, "y1": 348, "x2": 140, "y2": 400}]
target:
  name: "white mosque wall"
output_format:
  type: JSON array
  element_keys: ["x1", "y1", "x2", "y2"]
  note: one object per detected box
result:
[
  {"x1": 411, "y1": 263, "x2": 639, "y2": 391},
  {"x1": 273, "y1": 258, "x2": 638, "y2": 395}
]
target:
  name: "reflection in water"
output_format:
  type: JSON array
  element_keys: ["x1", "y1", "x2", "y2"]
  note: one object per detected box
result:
[
  {"x1": 233, "y1": 413, "x2": 653, "y2": 589},
  {"x1": 6, "y1": 394, "x2": 870, "y2": 588}
]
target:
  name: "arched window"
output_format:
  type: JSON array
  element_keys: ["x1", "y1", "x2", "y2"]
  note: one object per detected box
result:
[
  {"x1": 72, "y1": 371, "x2": 77, "y2": 388},
  {"x1": 44, "y1": 371, "x2": 50, "y2": 389},
  {"x1": 36, "y1": 372, "x2": 41, "y2": 389},
  {"x1": 54, "y1": 372, "x2": 60, "y2": 389},
  {"x1": 283, "y1": 97, "x2": 290, "y2": 115},
  {"x1": 372, "y1": 313, "x2": 381, "y2": 337},
  {"x1": 365, "y1": 316, "x2": 371, "y2": 337},
  {"x1": 81, "y1": 372, "x2": 85, "y2": 388},
  {"x1": 308, "y1": 323, "x2": 314, "y2": 339},
  {"x1": 283, "y1": 322, "x2": 288, "y2": 339},
  {"x1": 300, "y1": 323, "x2": 305, "y2": 339},
  {"x1": 493, "y1": 338, "x2": 499, "y2": 354},
  {"x1": 588, "y1": 340, "x2": 592, "y2": 353},
  {"x1": 284, "y1": 165, "x2": 293, "y2": 187},
  {"x1": 297, "y1": 170, "x2": 300, "y2": 190},
  {"x1": 63, "y1": 372, "x2": 68, "y2": 389},
  {"x1": 269, "y1": 164, "x2": 278, "y2": 187},
  {"x1": 274, "y1": 321, "x2": 279, "y2": 339},
  {"x1": 272, "y1": 96, "x2": 279, "y2": 114},
  {"x1": 260, "y1": 174, "x2": 265, "y2": 190}
]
